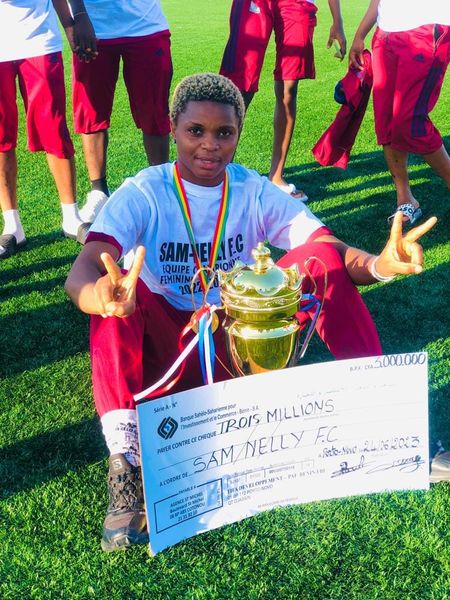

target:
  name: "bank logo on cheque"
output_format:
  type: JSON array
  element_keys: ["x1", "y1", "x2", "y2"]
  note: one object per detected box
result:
[{"x1": 157, "y1": 417, "x2": 179, "y2": 440}]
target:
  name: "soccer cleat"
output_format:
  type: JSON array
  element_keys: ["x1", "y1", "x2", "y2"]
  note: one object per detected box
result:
[
  {"x1": 79, "y1": 190, "x2": 109, "y2": 224},
  {"x1": 101, "y1": 453, "x2": 148, "y2": 552}
]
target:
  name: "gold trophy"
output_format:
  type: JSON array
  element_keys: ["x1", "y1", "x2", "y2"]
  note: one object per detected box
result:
[{"x1": 218, "y1": 243, "x2": 320, "y2": 377}]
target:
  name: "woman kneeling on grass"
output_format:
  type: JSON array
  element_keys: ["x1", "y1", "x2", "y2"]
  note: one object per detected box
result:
[{"x1": 65, "y1": 73, "x2": 436, "y2": 552}]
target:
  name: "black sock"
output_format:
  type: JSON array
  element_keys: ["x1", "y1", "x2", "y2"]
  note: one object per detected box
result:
[{"x1": 90, "y1": 177, "x2": 109, "y2": 196}]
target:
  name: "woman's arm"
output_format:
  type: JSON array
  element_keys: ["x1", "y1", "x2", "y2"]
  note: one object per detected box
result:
[
  {"x1": 52, "y1": 0, "x2": 97, "y2": 61},
  {"x1": 348, "y1": 0, "x2": 380, "y2": 69},
  {"x1": 314, "y1": 213, "x2": 437, "y2": 285},
  {"x1": 327, "y1": 0, "x2": 347, "y2": 57},
  {"x1": 312, "y1": 234, "x2": 376, "y2": 285}
]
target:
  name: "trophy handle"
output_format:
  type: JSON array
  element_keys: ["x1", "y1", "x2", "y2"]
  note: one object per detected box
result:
[
  {"x1": 298, "y1": 295, "x2": 322, "y2": 360},
  {"x1": 297, "y1": 256, "x2": 328, "y2": 360}
]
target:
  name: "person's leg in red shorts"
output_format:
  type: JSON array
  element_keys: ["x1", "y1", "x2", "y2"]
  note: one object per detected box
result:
[
  {"x1": 72, "y1": 42, "x2": 121, "y2": 221},
  {"x1": 269, "y1": 0, "x2": 317, "y2": 195},
  {"x1": 411, "y1": 26, "x2": 450, "y2": 195},
  {"x1": 220, "y1": 0, "x2": 274, "y2": 108},
  {"x1": 0, "y1": 53, "x2": 83, "y2": 259},
  {"x1": 90, "y1": 275, "x2": 232, "y2": 550},
  {"x1": 373, "y1": 26, "x2": 450, "y2": 222},
  {"x1": 372, "y1": 28, "x2": 419, "y2": 218},
  {"x1": 221, "y1": 0, "x2": 316, "y2": 198},
  {"x1": 121, "y1": 32, "x2": 173, "y2": 166},
  {"x1": 0, "y1": 60, "x2": 23, "y2": 257}
]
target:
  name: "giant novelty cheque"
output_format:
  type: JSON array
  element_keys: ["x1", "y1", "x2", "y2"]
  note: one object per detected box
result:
[{"x1": 138, "y1": 352, "x2": 429, "y2": 555}]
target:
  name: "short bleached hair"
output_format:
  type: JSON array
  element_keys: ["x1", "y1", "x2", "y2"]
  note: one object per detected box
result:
[{"x1": 170, "y1": 73, "x2": 245, "y2": 130}]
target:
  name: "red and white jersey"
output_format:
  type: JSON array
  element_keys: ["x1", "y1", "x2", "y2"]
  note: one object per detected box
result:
[
  {"x1": 0, "y1": 0, "x2": 62, "y2": 62},
  {"x1": 378, "y1": 0, "x2": 450, "y2": 32}
]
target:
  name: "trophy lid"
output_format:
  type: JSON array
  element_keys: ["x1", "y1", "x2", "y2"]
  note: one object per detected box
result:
[{"x1": 219, "y1": 243, "x2": 303, "y2": 320}]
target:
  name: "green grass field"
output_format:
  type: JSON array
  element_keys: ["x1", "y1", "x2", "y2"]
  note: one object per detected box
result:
[{"x1": 1, "y1": 0, "x2": 449, "y2": 597}]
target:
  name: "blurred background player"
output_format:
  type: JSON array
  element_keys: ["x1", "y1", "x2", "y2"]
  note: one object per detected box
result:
[
  {"x1": 72, "y1": 0, "x2": 173, "y2": 224},
  {"x1": 0, "y1": 0, "x2": 95, "y2": 258},
  {"x1": 220, "y1": 0, "x2": 346, "y2": 200},
  {"x1": 349, "y1": 0, "x2": 450, "y2": 225}
]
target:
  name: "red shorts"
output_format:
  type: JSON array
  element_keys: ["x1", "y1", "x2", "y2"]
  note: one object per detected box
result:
[
  {"x1": 72, "y1": 31, "x2": 173, "y2": 136},
  {"x1": 372, "y1": 24, "x2": 450, "y2": 154},
  {"x1": 0, "y1": 52, "x2": 74, "y2": 158},
  {"x1": 220, "y1": 0, "x2": 317, "y2": 92}
]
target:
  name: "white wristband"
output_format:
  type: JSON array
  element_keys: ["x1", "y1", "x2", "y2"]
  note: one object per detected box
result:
[{"x1": 369, "y1": 257, "x2": 396, "y2": 282}]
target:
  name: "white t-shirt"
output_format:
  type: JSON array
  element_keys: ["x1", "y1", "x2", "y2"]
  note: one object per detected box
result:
[
  {"x1": 82, "y1": 0, "x2": 169, "y2": 40},
  {"x1": 90, "y1": 163, "x2": 325, "y2": 311},
  {"x1": 0, "y1": 0, "x2": 62, "y2": 63},
  {"x1": 377, "y1": 0, "x2": 450, "y2": 32}
]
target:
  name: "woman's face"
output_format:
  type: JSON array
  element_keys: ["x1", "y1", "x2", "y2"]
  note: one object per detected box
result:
[{"x1": 171, "y1": 100, "x2": 240, "y2": 186}]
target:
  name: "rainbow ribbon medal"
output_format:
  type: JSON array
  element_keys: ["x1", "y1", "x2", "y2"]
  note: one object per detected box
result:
[
  {"x1": 172, "y1": 162, "x2": 230, "y2": 383},
  {"x1": 172, "y1": 162, "x2": 230, "y2": 293}
]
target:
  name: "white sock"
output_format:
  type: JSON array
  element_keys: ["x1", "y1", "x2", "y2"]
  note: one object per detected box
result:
[
  {"x1": 61, "y1": 202, "x2": 83, "y2": 236},
  {"x1": 2, "y1": 209, "x2": 25, "y2": 244},
  {"x1": 101, "y1": 409, "x2": 141, "y2": 467}
]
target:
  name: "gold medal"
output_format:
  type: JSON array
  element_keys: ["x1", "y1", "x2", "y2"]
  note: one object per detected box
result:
[{"x1": 190, "y1": 309, "x2": 219, "y2": 334}]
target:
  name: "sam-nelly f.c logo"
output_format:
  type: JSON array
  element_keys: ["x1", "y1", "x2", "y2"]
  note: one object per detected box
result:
[{"x1": 157, "y1": 417, "x2": 178, "y2": 439}]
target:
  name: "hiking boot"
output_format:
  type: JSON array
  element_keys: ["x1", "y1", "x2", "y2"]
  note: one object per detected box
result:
[
  {"x1": 101, "y1": 453, "x2": 148, "y2": 552},
  {"x1": 79, "y1": 190, "x2": 109, "y2": 224}
]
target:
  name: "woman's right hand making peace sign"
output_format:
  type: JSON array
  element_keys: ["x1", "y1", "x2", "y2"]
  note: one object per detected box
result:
[{"x1": 93, "y1": 246, "x2": 146, "y2": 318}]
